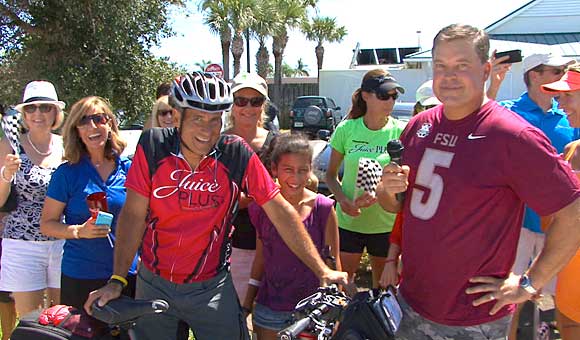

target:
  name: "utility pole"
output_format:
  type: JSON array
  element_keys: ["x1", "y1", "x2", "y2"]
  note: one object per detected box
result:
[{"x1": 246, "y1": 28, "x2": 251, "y2": 72}]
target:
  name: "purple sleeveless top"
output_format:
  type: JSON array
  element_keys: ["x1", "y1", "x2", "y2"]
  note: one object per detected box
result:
[{"x1": 248, "y1": 194, "x2": 334, "y2": 311}]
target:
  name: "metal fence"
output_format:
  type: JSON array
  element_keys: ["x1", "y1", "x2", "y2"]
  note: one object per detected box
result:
[{"x1": 269, "y1": 82, "x2": 319, "y2": 129}]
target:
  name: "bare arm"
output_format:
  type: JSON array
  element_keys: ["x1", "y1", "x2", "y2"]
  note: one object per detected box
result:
[
  {"x1": 486, "y1": 51, "x2": 511, "y2": 100},
  {"x1": 325, "y1": 148, "x2": 360, "y2": 216},
  {"x1": 84, "y1": 189, "x2": 149, "y2": 313},
  {"x1": 41, "y1": 197, "x2": 110, "y2": 239},
  {"x1": 528, "y1": 196, "x2": 580, "y2": 289},
  {"x1": 325, "y1": 206, "x2": 341, "y2": 271},
  {"x1": 0, "y1": 139, "x2": 19, "y2": 207},
  {"x1": 261, "y1": 194, "x2": 347, "y2": 285},
  {"x1": 242, "y1": 238, "x2": 264, "y2": 312},
  {"x1": 468, "y1": 196, "x2": 580, "y2": 315}
]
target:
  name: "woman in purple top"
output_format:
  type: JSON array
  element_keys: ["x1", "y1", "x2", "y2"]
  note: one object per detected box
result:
[{"x1": 242, "y1": 133, "x2": 341, "y2": 340}]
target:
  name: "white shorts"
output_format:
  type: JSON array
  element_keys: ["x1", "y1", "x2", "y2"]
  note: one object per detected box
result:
[
  {"x1": 512, "y1": 228, "x2": 556, "y2": 295},
  {"x1": 230, "y1": 247, "x2": 256, "y2": 301},
  {"x1": 0, "y1": 238, "x2": 64, "y2": 292}
]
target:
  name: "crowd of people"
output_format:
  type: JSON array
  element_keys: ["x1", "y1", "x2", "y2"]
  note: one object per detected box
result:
[{"x1": 0, "y1": 22, "x2": 578, "y2": 340}]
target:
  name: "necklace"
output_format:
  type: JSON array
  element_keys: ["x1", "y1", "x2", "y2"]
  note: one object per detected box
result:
[{"x1": 26, "y1": 133, "x2": 52, "y2": 156}]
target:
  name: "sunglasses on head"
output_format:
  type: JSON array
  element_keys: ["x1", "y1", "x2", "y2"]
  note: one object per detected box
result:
[
  {"x1": 157, "y1": 109, "x2": 173, "y2": 117},
  {"x1": 233, "y1": 96, "x2": 266, "y2": 107},
  {"x1": 77, "y1": 114, "x2": 109, "y2": 128},
  {"x1": 23, "y1": 104, "x2": 54, "y2": 114}
]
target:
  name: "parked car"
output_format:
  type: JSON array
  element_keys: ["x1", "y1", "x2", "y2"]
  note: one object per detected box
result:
[
  {"x1": 312, "y1": 102, "x2": 413, "y2": 196},
  {"x1": 290, "y1": 96, "x2": 342, "y2": 137}
]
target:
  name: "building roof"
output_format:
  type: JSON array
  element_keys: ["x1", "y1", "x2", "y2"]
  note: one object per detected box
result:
[
  {"x1": 403, "y1": 39, "x2": 580, "y2": 63},
  {"x1": 489, "y1": 33, "x2": 580, "y2": 45}
]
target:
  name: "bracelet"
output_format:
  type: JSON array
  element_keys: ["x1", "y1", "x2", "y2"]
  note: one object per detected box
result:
[
  {"x1": 248, "y1": 278, "x2": 261, "y2": 287},
  {"x1": 71, "y1": 225, "x2": 80, "y2": 239},
  {"x1": 385, "y1": 258, "x2": 398, "y2": 264},
  {"x1": 0, "y1": 166, "x2": 13, "y2": 183},
  {"x1": 242, "y1": 306, "x2": 252, "y2": 314},
  {"x1": 109, "y1": 275, "x2": 128, "y2": 288}
]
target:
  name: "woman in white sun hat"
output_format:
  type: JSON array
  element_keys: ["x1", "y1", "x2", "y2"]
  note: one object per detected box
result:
[{"x1": 0, "y1": 81, "x2": 65, "y2": 325}]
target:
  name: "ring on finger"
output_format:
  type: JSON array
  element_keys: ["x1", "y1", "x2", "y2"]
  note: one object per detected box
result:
[{"x1": 489, "y1": 294, "x2": 496, "y2": 301}]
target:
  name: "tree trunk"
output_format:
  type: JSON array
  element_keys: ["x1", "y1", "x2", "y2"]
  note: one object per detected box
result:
[
  {"x1": 220, "y1": 29, "x2": 231, "y2": 80},
  {"x1": 256, "y1": 41, "x2": 269, "y2": 79},
  {"x1": 272, "y1": 32, "x2": 288, "y2": 104},
  {"x1": 231, "y1": 32, "x2": 244, "y2": 77},
  {"x1": 315, "y1": 43, "x2": 324, "y2": 79}
]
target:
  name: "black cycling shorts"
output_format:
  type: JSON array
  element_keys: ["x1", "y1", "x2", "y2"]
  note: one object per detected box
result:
[{"x1": 339, "y1": 228, "x2": 390, "y2": 257}]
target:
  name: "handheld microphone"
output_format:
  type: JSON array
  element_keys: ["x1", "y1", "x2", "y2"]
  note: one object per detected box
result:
[{"x1": 386, "y1": 139, "x2": 405, "y2": 202}]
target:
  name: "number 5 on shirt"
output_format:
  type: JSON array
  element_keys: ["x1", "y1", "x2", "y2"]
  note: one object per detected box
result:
[{"x1": 410, "y1": 148, "x2": 454, "y2": 220}]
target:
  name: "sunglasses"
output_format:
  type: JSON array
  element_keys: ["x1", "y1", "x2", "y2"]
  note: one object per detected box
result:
[
  {"x1": 23, "y1": 104, "x2": 54, "y2": 114},
  {"x1": 233, "y1": 96, "x2": 266, "y2": 107},
  {"x1": 537, "y1": 68, "x2": 565, "y2": 76},
  {"x1": 376, "y1": 91, "x2": 399, "y2": 101},
  {"x1": 157, "y1": 110, "x2": 173, "y2": 117},
  {"x1": 77, "y1": 114, "x2": 109, "y2": 128}
]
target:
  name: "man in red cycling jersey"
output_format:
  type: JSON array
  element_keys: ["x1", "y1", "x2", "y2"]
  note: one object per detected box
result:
[{"x1": 85, "y1": 72, "x2": 347, "y2": 340}]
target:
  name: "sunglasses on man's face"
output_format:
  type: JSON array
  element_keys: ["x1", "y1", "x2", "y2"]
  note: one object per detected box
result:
[
  {"x1": 375, "y1": 91, "x2": 399, "y2": 101},
  {"x1": 157, "y1": 110, "x2": 173, "y2": 117},
  {"x1": 23, "y1": 104, "x2": 54, "y2": 114},
  {"x1": 233, "y1": 96, "x2": 266, "y2": 107},
  {"x1": 77, "y1": 114, "x2": 109, "y2": 128}
]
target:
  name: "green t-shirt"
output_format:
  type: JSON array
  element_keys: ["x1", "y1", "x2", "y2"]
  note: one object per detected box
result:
[{"x1": 329, "y1": 116, "x2": 407, "y2": 234}]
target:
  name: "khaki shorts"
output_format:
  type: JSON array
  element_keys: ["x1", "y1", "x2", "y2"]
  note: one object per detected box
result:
[{"x1": 396, "y1": 293, "x2": 512, "y2": 340}]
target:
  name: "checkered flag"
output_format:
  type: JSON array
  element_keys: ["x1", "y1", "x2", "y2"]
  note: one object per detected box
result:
[
  {"x1": 1, "y1": 107, "x2": 21, "y2": 153},
  {"x1": 356, "y1": 157, "x2": 383, "y2": 196}
]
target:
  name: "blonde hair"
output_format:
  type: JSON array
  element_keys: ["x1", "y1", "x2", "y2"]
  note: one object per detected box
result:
[
  {"x1": 20, "y1": 105, "x2": 65, "y2": 132},
  {"x1": 62, "y1": 96, "x2": 126, "y2": 164},
  {"x1": 348, "y1": 69, "x2": 392, "y2": 119},
  {"x1": 150, "y1": 95, "x2": 172, "y2": 128}
]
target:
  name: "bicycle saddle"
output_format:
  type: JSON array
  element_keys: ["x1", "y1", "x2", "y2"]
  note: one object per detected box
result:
[{"x1": 91, "y1": 295, "x2": 169, "y2": 325}]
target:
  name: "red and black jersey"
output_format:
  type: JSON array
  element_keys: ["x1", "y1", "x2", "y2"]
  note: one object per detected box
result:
[{"x1": 126, "y1": 128, "x2": 279, "y2": 283}]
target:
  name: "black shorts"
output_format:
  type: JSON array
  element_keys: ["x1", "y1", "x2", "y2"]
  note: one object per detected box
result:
[{"x1": 339, "y1": 228, "x2": 390, "y2": 257}]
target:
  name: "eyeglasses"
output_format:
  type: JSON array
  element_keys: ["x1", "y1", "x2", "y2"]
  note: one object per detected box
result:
[
  {"x1": 537, "y1": 68, "x2": 565, "y2": 76},
  {"x1": 376, "y1": 91, "x2": 398, "y2": 101},
  {"x1": 157, "y1": 110, "x2": 173, "y2": 117},
  {"x1": 77, "y1": 114, "x2": 109, "y2": 128},
  {"x1": 233, "y1": 96, "x2": 266, "y2": 107},
  {"x1": 23, "y1": 104, "x2": 54, "y2": 114}
]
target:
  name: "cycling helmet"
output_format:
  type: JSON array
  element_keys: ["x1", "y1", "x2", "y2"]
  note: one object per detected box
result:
[{"x1": 171, "y1": 72, "x2": 233, "y2": 113}]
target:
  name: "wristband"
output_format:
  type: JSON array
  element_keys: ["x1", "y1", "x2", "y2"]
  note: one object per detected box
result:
[
  {"x1": 0, "y1": 166, "x2": 13, "y2": 183},
  {"x1": 109, "y1": 275, "x2": 128, "y2": 288},
  {"x1": 248, "y1": 278, "x2": 261, "y2": 287},
  {"x1": 242, "y1": 306, "x2": 252, "y2": 314}
]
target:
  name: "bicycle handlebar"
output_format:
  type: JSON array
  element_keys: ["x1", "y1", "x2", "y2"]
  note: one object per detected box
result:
[
  {"x1": 91, "y1": 295, "x2": 169, "y2": 325},
  {"x1": 278, "y1": 315, "x2": 313, "y2": 340}
]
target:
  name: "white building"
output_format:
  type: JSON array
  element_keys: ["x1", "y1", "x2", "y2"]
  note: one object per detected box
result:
[{"x1": 320, "y1": 0, "x2": 580, "y2": 111}]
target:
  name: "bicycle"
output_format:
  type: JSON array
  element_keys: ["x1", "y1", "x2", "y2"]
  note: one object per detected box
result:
[{"x1": 277, "y1": 285, "x2": 402, "y2": 340}]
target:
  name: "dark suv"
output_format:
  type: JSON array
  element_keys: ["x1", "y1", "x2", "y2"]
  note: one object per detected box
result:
[{"x1": 290, "y1": 96, "x2": 342, "y2": 136}]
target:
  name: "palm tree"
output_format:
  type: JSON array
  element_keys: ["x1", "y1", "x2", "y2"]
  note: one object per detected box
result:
[
  {"x1": 228, "y1": 0, "x2": 256, "y2": 77},
  {"x1": 270, "y1": 0, "x2": 314, "y2": 100},
  {"x1": 302, "y1": 16, "x2": 347, "y2": 78},
  {"x1": 200, "y1": 0, "x2": 232, "y2": 80},
  {"x1": 294, "y1": 58, "x2": 309, "y2": 77},
  {"x1": 249, "y1": 0, "x2": 281, "y2": 79},
  {"x1": 194, "y1": 59, "x2": 213, "y2": 72}
]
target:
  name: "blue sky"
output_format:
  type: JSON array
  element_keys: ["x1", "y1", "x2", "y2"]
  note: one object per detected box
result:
[{"x1": 152, "y1": 0, "x2": 529, "y2": 77}]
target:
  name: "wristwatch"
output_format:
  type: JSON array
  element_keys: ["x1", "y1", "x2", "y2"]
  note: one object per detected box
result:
[{"x1": 519, "y1": 274, "x2": 538, "y2": 295}]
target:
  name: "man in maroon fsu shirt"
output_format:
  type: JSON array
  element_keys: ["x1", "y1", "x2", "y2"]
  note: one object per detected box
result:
[
  {"x1": 377, "y1": 24, "x2": 580, "y2": 339},
  {"x1": 85, "y1": 72, "x2": 347, "y2": 340}
]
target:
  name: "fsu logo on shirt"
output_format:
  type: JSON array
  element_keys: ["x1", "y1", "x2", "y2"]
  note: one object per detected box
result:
[{"x1": 417, "y1": 123, "x2": 432, "y2": 138}]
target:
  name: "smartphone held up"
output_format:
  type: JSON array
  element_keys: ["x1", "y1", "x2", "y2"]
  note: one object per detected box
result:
[{"x1": 495, "y1": 49, "x2": 522, "y2": 64}]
